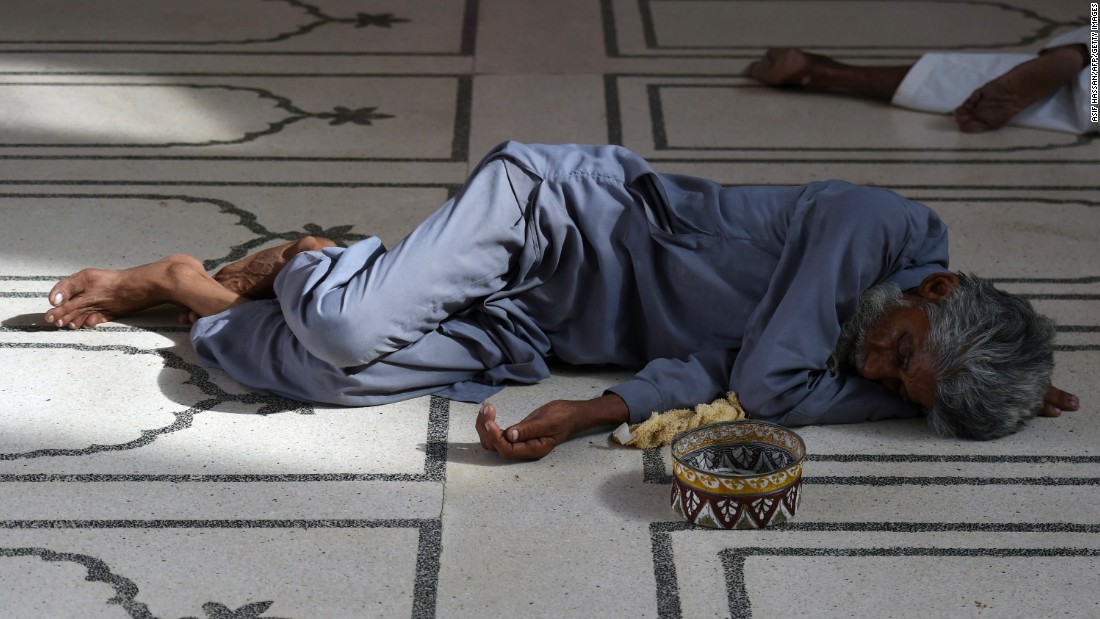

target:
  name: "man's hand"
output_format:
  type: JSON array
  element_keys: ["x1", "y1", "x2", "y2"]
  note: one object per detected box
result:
[
  {"x1": 475, "y1": 394, "x2": 629, "y2": 461},
  {"x1": 1039, "y1": 384, "x2": 1080, "y2": 418}
]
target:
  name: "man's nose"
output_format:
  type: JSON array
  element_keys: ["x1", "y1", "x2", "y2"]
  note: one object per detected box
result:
[
  {"x1": 860, "y1": 350, "x2": 904, "y2": 396},
  {"x1": 861, "y1": 348, "x2": 897, "y2": 380}
]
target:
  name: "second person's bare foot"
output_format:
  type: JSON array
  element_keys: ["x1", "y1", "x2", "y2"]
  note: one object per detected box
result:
[{"x1": 955, "y1": 44, "x2": 1087, "y2": 133}]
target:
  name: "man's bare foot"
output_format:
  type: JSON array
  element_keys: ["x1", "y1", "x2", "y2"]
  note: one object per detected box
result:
[
  {"x1": 212, "y1": 236, "x2": 335, "y2": 300},
  {"x1": 955, "y1": 44, "x2": 1088, "y2": 133},
  {"x1": 46, "y1": 254, "x2": 241, "y2": 329}
]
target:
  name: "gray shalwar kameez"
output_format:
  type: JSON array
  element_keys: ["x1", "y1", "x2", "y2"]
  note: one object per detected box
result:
[{"x1": 192, "y1": 141, "x2": 949, "y2": 426}]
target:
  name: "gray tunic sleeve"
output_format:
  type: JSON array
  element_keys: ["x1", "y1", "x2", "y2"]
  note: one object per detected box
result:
[
  {"x1": 611, "y1": 180, "x2": 948, "y2": 426},
  {"x1": 607, "y1": 348, "x2": 736, "y2": 423},
  {"x1": 732, "y1": 181, "x2": 945, "y2": 425}
]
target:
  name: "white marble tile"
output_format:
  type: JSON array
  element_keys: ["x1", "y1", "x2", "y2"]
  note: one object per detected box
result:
[
  {"x1": 470, "y1": 74, "x2": 612, "y2": 158},
  {"x1": 606, "y1": 0, "x2": 1089, "y2": 58},
  {"x1": 476, "y1": 0, "x2": 610, "y2": 74},
  {"x1": 0, "y1": 194, "x2": 253, "y2": 274},
  {"x1": 438, "y1": 372, "x2": 664, "y2": 618},
  {"x1": 0, "y1": 0, "x2": 475, "y2": 55},
  {"x1": 931, "y1": 199, "x2": 1100, "y2": 277},
  {"x1": 0, "y1": 76, "x2": 466, "y2": 159},
  {"x1": 666, "y1": 528, "x2": 1100, "y2": 618},
  {"x1": 0, "y1": 480, "x2": 441, "y2": 520},
  {"x1": 0, "y1": 185, "x2": 458, "y2": 278},
  {"x1": 0, "y1": 526, "x2": 432, "y2": 618},
  {"x1": 0, "y1": 331, "x2": 447, "y2": 477},
  {"x1": 647, "y1": 0, "x2": 1070, "y2": 51}
]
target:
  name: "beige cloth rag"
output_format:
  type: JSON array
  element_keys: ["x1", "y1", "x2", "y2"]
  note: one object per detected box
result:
[{"x1": 611, "y1": 392, "x2": 746, "y2": 449}]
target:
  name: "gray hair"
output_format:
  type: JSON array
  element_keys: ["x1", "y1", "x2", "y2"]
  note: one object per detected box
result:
[{"x1": 924, "y1": 273, "x2": 1055, "y2": 440}]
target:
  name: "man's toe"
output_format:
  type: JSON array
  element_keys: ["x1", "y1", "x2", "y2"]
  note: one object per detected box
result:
[
  {"x1": 47, "y1": 284, "x2": 68, "y2": 307},
  {"x1": 48, "y1": 273, "x2": 88, "y2": 307},
  {"x1": 82, "y1": 312, "x2": 108, "y2": 329}
]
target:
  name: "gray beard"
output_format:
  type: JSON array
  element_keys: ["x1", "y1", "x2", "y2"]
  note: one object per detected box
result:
[{"x1": 828, "y1": 282, "x2": 908, "y2": 376}]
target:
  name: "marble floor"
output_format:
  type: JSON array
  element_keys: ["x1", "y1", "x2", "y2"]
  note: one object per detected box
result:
[{"x1": 0, "y1": 1, "x2": 1097, "y2": 617}]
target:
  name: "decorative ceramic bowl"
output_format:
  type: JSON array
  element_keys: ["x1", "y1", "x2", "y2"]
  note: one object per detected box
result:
[{"x1": 670, "y1": 420, "x2": 805, "y2": 529}]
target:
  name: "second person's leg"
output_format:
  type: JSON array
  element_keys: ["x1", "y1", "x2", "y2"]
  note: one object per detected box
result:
[{"x1": 263, "y1": 155, "x2": 542, "y2": 368}]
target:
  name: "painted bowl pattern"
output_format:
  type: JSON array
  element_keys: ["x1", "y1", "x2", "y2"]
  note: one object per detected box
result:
[{"x1": 670, "y1": 421, "x2": 806, "y2": 529}]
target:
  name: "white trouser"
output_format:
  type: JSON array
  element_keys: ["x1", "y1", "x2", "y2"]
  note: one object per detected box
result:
[{"x1": 891, "y1": 27, "x2": 1097, "y2": 134}]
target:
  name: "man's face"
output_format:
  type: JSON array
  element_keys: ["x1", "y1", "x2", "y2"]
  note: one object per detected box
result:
[
  {"x1": 834, "y1": 283, "x2": 938, "y2": 408},
  {"x1": 855, "y1": 303, "x2": 937, "y2": 408}
]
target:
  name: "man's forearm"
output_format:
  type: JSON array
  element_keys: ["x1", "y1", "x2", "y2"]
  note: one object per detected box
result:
[
  {"x1": 585, "y1": 395, "x2": 629, "y2": 428},
  {"x1": 573, "y1": 393, "x2": 630, "y2": 432}
]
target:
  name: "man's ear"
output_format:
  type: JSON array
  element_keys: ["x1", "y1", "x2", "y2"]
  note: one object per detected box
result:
[{"x1": 910, "y1": 272, "x2": 959, "y2": 302}]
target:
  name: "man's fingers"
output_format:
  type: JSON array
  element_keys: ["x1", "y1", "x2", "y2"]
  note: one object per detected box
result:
[
  {"x1": 504, "y1": 416, "x2": 550, "y2": 444},
  {"x1": 476, "y1": 403, "x2": 540, "y2": 458},
  {"x1": 1045, "y1": 385, "x2": 1080, "y2": 412},
  {"x1": 473, "y1": 402, "x2": 561, "y2": 461},
  {"x1": 477, "y1": 406, "x2": 553, "y2": 460},
  {"x1": 1037, "y1": 384, "x2": 1082, "y2": 418},
  {"x1": 493, "y1": 435, "x2": 554, "y2": 461},
  {"x1": 476, "y1": 402, "x2": 518, "y2": 454},
  {"x1": 476, "y1": 403, "x2": 500, "y2": 451},
  {"x1": 1039, "y1": 403, "x2": 1063, "y2": 418}
]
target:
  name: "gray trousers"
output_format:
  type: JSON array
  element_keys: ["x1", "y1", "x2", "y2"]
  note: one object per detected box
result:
[{"x1": 191, "y1": 156, "x2": 542, "y2": 406}]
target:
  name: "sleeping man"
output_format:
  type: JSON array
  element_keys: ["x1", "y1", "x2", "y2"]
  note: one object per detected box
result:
[{"x1": 42, "y1": 141, "x2": 1080, "y2": 460}]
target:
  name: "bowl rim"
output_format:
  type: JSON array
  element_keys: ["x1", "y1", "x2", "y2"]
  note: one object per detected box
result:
[{"x1": 669, "y1": 419, "x2": 806, "y2": 479}]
